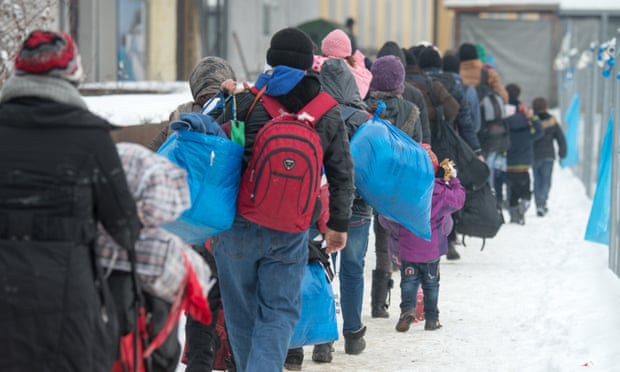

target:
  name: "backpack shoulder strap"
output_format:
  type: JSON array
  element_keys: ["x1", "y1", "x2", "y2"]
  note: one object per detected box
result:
[
  {"x1": 297, "y1": 92, "x2": 338, "y2": 126},
  {"x1": 245, "y1": 86, "x2": 268, "y2": 121}
]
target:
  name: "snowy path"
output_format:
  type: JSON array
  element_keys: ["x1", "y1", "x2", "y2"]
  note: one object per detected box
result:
[
  {"x1": 176, "y1": 165, "x2": 620, "y2": 372},
  {"x1": 292, "y1": 165, "x2": 620, "y2": 372}
]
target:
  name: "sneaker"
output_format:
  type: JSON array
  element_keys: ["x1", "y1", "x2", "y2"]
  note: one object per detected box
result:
[
  {"x1": 344, "y1": 326, "x2": 367, "y2": 355},
  {"x1": 395, "y1": 310, "x2": 416, "y2": 332},
  {"x1": 284, "y1": 347, "x2": 304, "y2": 370},
  {"x1": 536, "y1": 207, "x2": 545, "y2": 217},
  {"x1": 424, "y1": 319, "x2": 442, "y2": 331},
  {"x1": 311, "y1": 342, "x2": 333, "y2": 363},
  {"x1": 446, "y1": 243, "x2": 460, "y2": 260}
]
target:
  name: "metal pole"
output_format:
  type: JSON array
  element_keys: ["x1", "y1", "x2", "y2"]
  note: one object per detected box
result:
[
  {"x1": 609, "y1": 29, "x2": 620, "y2": 277},
  {"x1": 584, "y1": 45, "x2": 595, "y2": 197}
]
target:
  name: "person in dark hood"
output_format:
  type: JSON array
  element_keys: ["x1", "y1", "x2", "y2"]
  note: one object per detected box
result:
[
  {"x1": 0, "y1": 30, "x2": 140, "y2": 372},
  {"x1": 215, "y1": 27, "x2": 355, "y2": 372}
]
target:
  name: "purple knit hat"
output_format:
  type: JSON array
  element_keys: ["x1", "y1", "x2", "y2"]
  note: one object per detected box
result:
[{"x1": 369, "y1": 55, "x2": 405, "y2": 94}]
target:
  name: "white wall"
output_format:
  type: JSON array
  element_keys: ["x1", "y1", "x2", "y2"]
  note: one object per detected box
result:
[{"x1": 226, "y1": 0, "x2": 320, "y2": 81}]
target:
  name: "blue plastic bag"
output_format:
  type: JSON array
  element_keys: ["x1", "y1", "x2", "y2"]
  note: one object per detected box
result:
[
  {"x1": 350, "y1": 108, "x2": 434, "y2": 240},
  {"x1": 289, "y1": 262, "x2": 338, "y2": 348},
  {"x1": 157, "y1": 127, "x2": 243, "y2": 245},
  {"x1": 561, "y1": 94, "x2": 580, "y2": 168},
  {"x1": 585, "y1": 111, "x2": 613, "y2": 245}
]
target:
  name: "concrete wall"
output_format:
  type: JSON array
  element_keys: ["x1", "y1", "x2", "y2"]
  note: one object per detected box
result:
[
  {"x1": 78, "y1": 0, "x2": 117, "y2": 82},
  {"x1": 148, "y1": 0, "x2": 177, "y2": 80}
]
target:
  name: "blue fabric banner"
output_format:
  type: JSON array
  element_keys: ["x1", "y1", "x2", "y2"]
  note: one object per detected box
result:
[
  {"x1": 584, "y1": 111, "x2": 613, "y2": 245},
  {"x1": 560, "y1": 94, "x2": 580, "y2": 168}
]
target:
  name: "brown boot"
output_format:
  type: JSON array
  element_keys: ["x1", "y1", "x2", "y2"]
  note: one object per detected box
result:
[{"x1": 395, "y1": 310, "x2": 416, "y2": 332}]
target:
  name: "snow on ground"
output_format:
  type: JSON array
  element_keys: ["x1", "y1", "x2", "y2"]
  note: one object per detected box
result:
[
  {"x1": 83, "y1": 87, "x2": 620, "y2": 371},
  {"x1": 293, "y1": 164, "x2": 620, "y2": 372}
]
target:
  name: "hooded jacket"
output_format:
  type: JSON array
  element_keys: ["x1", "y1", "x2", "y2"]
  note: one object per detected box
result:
[
  {"x1": 320, "y1": 58, "x2": 373, "y2": 218},
  {"x1": 0, "y1": 75, "x2": 140, "y2": 372},
  {"x1": 506, "y1": 111, "x2": 544, "y2": 169},
  {"x1": 219, "y1": 68, "x2": 355, "y2": 232},
  {"x1": 533, "y1": 112, "x2": 567, "y2": 161},
  {"x1": 380, "y1": 177, "x2": 465, "y2": 263}
]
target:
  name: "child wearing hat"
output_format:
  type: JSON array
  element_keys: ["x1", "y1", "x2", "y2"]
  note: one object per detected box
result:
[{"x1": 379, "y1": 146, "x2": 466, "y2": 332}]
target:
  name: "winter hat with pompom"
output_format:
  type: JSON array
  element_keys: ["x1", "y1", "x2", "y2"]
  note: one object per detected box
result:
[
  {"x1": 14, "y1": 30, "x2": 84, "y2": 83},
  {"x1": 369, "y1": 55, "x2": 405, "y2": 94},
  {"x1": 321, "y1": 29, "x2": 352, "y2": 58}
]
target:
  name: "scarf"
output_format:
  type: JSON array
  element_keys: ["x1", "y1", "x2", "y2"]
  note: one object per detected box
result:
[{"x1": 0, "y1": 74, "x2": 87, "y2": 109}]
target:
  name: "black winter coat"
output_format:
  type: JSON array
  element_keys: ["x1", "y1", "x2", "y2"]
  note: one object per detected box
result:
[
  {"x1": 533, "y1": 112, "x2": 567, "y2": 161},
  {"x1": 0, "y1": 97, "x2": 140, "y2": 372},
  {"x1": 219, "y1": 75, "x2": 355, "y2": 232}
]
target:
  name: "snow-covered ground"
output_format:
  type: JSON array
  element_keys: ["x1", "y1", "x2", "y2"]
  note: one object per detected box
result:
[
  {"x1": 83, "y1": 86, "x2": 620, "y2": 371},
  {"x1": 265, "y1": 164, "x2": 620, "y2": 372}
]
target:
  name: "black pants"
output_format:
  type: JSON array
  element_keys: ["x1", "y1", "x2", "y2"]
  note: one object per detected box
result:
[
  {"x1": 507, "y1": 171, "x2": 531, "y2": 207},
  {"x1": 185, "y1": 246, "x2": 222, "y2": 372}
]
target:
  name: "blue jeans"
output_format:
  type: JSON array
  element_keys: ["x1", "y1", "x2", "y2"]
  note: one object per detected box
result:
[
  {"x1": 533, "y1": 159, "x2": 554, "y2": 209},
  {"x1": 214, "y1": 216, "x2": 308, "y2": 372},
  {"x1": 332, "y1": 216, "x2": 370, "y2": 334},
  {"x1": 399, "y1": 259, "x2": 440, "y2": 321}
]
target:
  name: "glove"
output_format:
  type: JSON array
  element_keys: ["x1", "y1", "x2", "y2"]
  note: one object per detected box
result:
[{"x1": 440, "y1": 159, "x2": 456, "y2": 182}]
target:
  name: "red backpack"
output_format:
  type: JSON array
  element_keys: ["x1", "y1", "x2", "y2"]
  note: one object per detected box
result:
[{"x1": 237, "y1": 87, "x2": 337, "y2": 232}]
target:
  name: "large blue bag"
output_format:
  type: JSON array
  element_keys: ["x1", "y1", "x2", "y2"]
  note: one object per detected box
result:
[
  {"x1": 289, "y1": 262, "x2": 338, "y2": 348},
  {"x1": 350, "y1": 106, "x2": 434, "y2": 240},
  {"x1": 157, "y1": 113, "x2": 243, "y2": 244}
]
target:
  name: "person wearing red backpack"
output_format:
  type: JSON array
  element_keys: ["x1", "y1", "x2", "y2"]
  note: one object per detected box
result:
[{"x1": 215, "y1": 27, "x2": 355, "y2": 372}]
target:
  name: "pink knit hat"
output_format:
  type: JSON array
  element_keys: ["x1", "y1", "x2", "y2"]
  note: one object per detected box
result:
[{"x1": 321, "y1": 29, "x2": 352, "y2": 58}]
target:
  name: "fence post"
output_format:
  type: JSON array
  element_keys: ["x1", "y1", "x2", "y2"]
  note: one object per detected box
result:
[
  {"x1": 584, "y1": 43, "x2": 597, "y2": 197},
  {"x1": 610, "y1": 31, "x2": 620, "y2": 277}
]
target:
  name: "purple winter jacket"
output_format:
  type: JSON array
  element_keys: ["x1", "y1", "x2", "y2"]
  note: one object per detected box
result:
[{"x1": 380, "y1": 177, "x2": 466, "y2": 263}]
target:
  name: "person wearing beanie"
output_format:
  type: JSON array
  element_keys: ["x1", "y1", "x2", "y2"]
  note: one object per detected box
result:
[
  {"x1": 379, "y1": 147, "x2": 465, "y2": 333},
  {"x1": 215, "y1": 27, "x2": 354, "y2": 372},
  {"x1": 320, "y1": 28, "x2": 373, "y2": 98},
  {"x1": 418, "y1": 46, "x2": 481, "y2": 261},
  {"x1": 419, "y1": 48, "x2": 480, "y2": 154},
  {"x1": 458, "y1": 42, "x2": 508, "y2": 103},
  {"x1": 149, "y1": 56, "x2": 237, "y2": 151},
  {"x1": 0, "y1": 30, "x2": 141, "y2": 371},
  {"x1": 294, "y1": 57, "x2": 372, "y2": 367},
  {"x1": 365, "y1": 55, "x2": 422, "y2": 319},
  {"x1": 403, "y1": 46, "x2": 460, "y2": 143},
  {"x1": 375, "y1": 41, "x2": 431, "y2": 144},
  {"x1": 443, "y1": 52, "x2": 482, "y2": 133},
  {"x1": 150, "y1": 55, "x2": 238, "y2": 372}
]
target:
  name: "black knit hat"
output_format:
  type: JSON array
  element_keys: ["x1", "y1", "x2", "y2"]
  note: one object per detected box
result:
[
  {"x1": 377, "y1": 41, "x2": 406, "y2": 67},
  {"x1": 418, "y1": 47, "x2": 442, "y2": 69},
  {"x1": 266, "y1": 28, "x2": 314, "y2": 70},
  {"x1": 442, "y1": 53, "x2": 460, "y2": 73},
  {"x1": 458, "y1": 43, "x2": 478, "y2": 62}
]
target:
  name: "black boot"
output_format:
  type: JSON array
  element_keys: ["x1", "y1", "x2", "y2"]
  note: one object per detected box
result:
[
  {"x1": 311, "y1": 342, "x2": 334, "y2": 363},
  {"x1": 446, "y1": 242, "x2": 460, "y2": 260},
  {"x1": 284, "y1": 347, "x2": 304, "y2": 370},
  {"x1": 344, "y1": 325, "x2": 367, "y2": 355},
  {"x1": 371, "y1": 270, "x2": 393, "y2": 318}
]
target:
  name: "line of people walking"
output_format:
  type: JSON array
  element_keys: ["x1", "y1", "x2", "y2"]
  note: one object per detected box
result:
[{"x1": 0, "y1": 25, "x2": 566, "y2": 372}]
